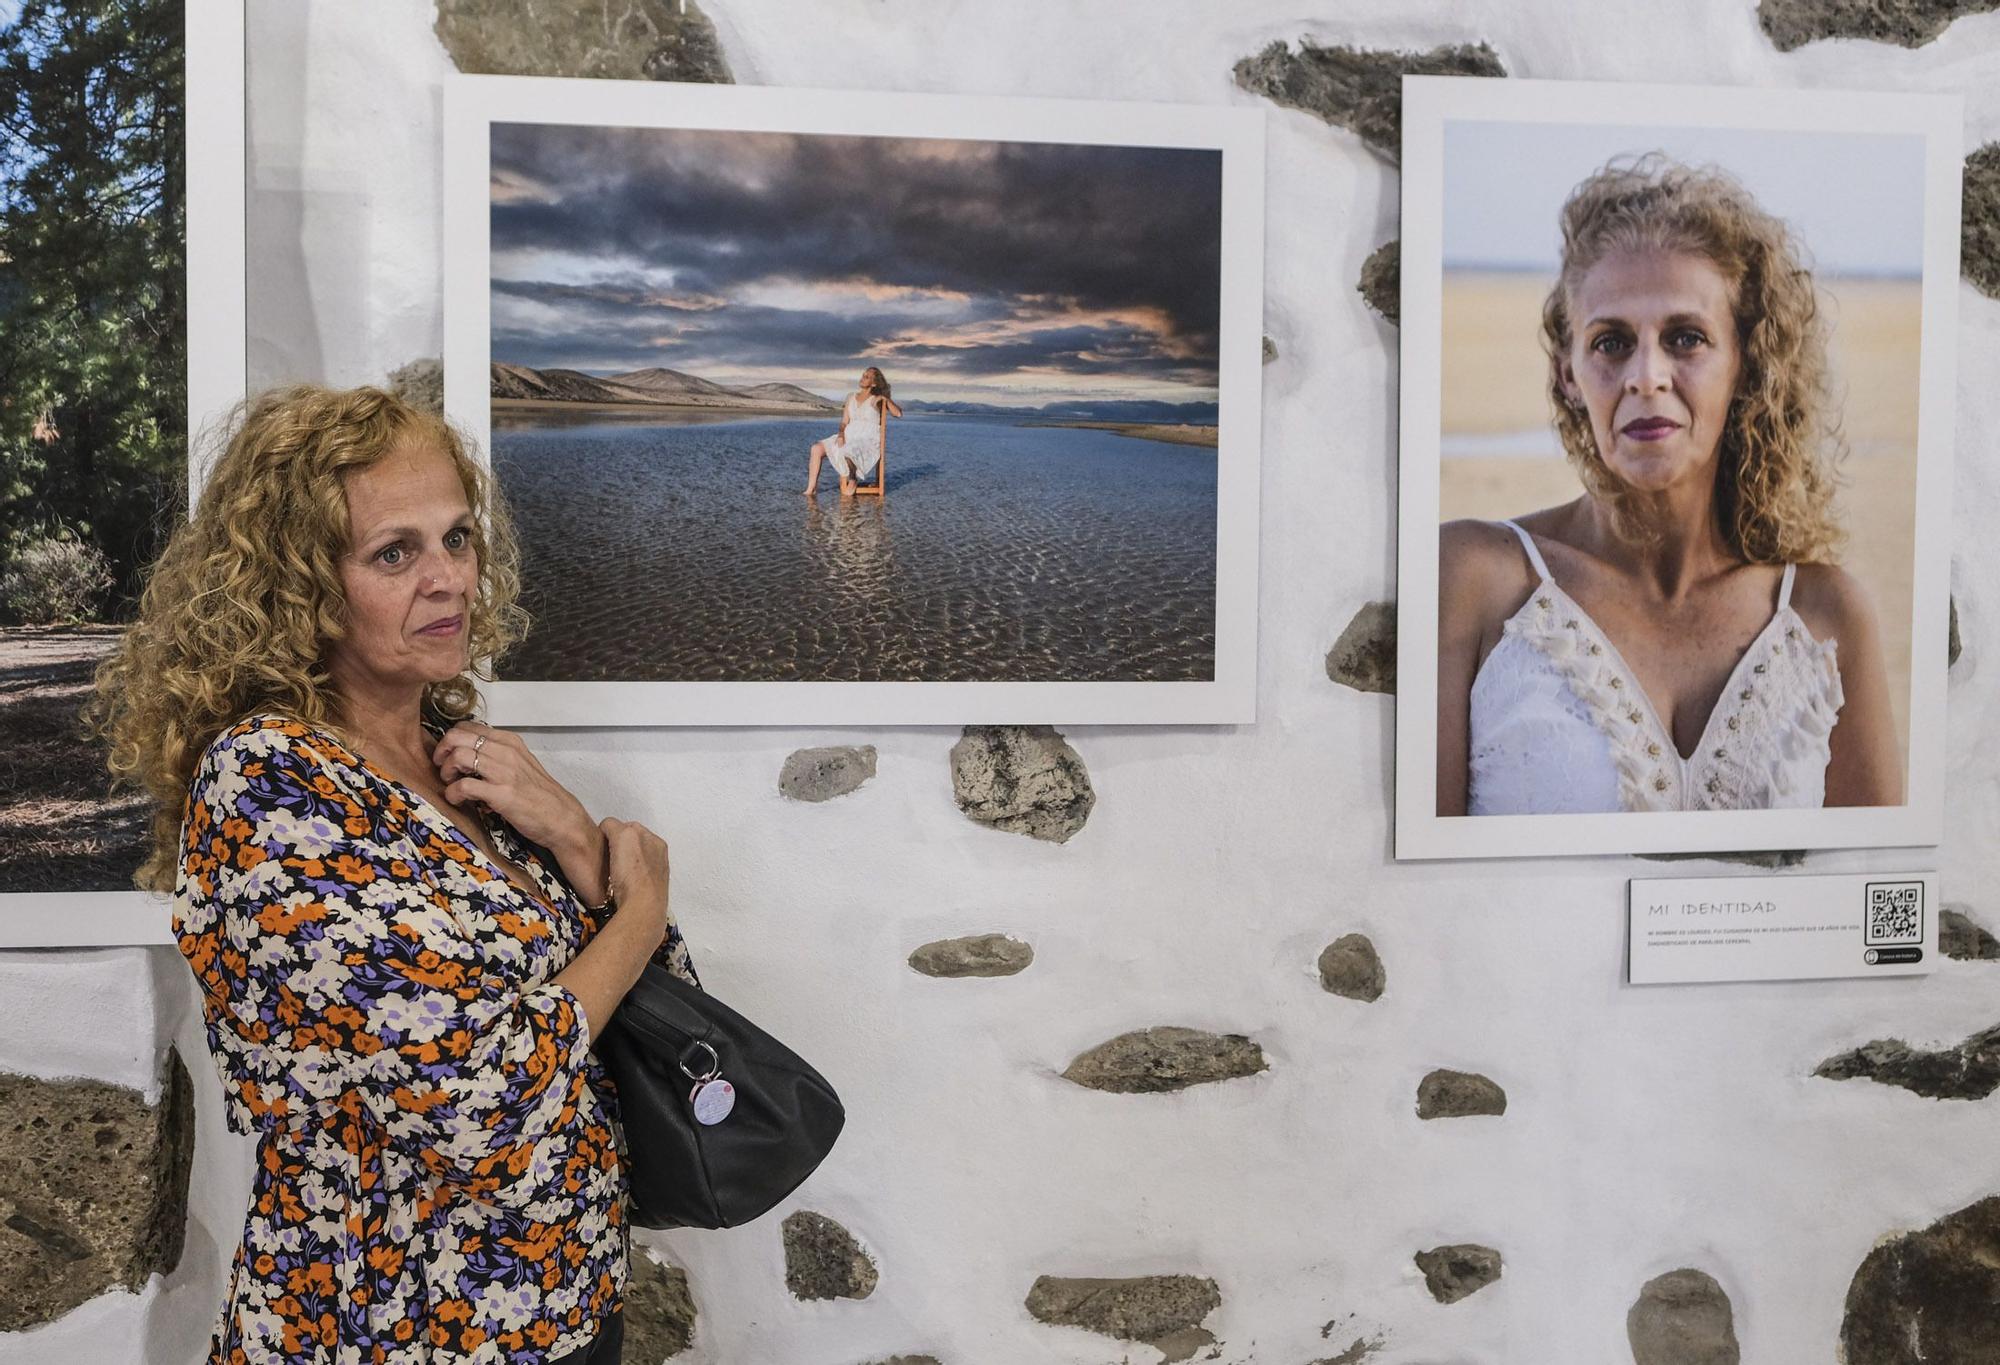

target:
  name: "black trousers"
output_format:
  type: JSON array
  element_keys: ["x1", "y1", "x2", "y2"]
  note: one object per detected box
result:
[{"x1": 550, "y1": 1313, "x2": 622, "y2": 1365}]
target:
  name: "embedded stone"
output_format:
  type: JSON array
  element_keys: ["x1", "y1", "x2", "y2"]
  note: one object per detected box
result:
[
  {"x1": 1414, "y1": 1244, "x2": 1502, "y2": 1304},
  {"x1": 1314, "y1": 1336, "x2": 1385, "y2": 1365},
  {"x1": 1627, "y1": 1269, "x2": 1740, "y2": 1365},
  {"x1": 433, "y1": 0, "x2": 733, "y2": 83},
  {"x1": 1262, "y1": 335, "x2": 1278, "y2": 362},
  {"x1": 1815, "y1": 1023, "x2": 2000, "y2": 1100},
  {"x1": 1949, "y1": 592, "x2": 1965, "y2": 664},
  {"x1": 782, "y1": 1210, "x2": 878, "y2": 1301},
  {"x1": 1024, "y1": 1274, "x2": 1221, "y2": 1363},
  {"x1": 0, "y1": 1051, "x2": 195, "y2": 1331},
  {"x1": 1317, "y1": 933, "x2": 1386, "y2": 1002},
  {"x1": 1759, "y1": 0, "x2": 2000, "y2": 50},
  {"x1": 1941, "y1": 906, "x2": 2000, "y2": 961},
  {"x1": 908, "y1": 933, "x2": 1033, "y2": 978},
  {"x1": 1232, "y1": 40, "x2": 1505, "y2": 162},
  {"x1": 1326, "y1": 601, "x2": 1396, "y2": 694},
  {"x1": 950, "y1": 726, "x2": 1094, "y2": 843},
  {"x1": 386, "y1": 357, "x2": 443, "y2": 415},
  {"x1": 861, "y1": 1358, "x2": 943, "y2": 1365},
  {"x1": 624, "y1": 1251, "x2": 696, "y2": 1359},
  {"x1": 779, "y1": 745, "x2": 878, "y2": 802},
  {"x1": 1841, "y1": 1196, "x2": 2000, "y2": 1363},
  {"x1": 1063, "y1": 1027, "x2": 1267, "y2": 1094},
  {"x1": 1637, "y1": 849, "x2": 1807, "y2": 869},
  {"x1": 1359, "y1": 240, "x2": 1400, "y2": 323},
  {"x1": 638, "y1": 8, "x2": 731, "y2": 83},
  {"x1": 1416, "y1": 1069, "x2": 1506, "y2": 1119}
]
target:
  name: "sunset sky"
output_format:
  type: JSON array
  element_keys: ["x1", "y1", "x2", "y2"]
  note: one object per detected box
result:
[{"x1": 488, "y1": 124, "x2": 1222, "y2": 407}]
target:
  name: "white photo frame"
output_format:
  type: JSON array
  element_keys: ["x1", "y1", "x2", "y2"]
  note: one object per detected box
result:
[
  {"x1": 1395, "y1": 77, "x2": 1958, "y2": 861},
  {"x1": 0, "y1": 0, "x2": 246, "y2": 942},
  {"x1": 185, "y1": 0, "x2": 248, "y2": 502},
  {"x1": 442, "y1": 76, "x2": 1263, "y2": 727}
]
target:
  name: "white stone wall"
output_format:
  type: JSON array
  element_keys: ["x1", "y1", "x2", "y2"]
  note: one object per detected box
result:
[{"x1": 6, "y1": 1, "x2": 1999, "y2": 1361}]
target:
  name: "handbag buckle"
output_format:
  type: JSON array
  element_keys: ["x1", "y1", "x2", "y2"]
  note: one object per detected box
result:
[{"x1": 677, "y1": 1040, "x2": 720, "y2": 1084}]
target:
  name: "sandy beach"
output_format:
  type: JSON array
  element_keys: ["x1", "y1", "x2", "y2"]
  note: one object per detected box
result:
[
  {"x1": 1440, "y1": 271, "x2": 1921, "y2": 763},
  {"x1": 1030, "y1": 421, "x2": 1219, "y2": 448}
]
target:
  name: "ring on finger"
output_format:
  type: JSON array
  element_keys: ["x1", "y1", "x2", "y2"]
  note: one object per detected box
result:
[
  {"x1": 472, "y1": 751, "x2": 483, "y2": 777},
  {"x1": 473, "y1": 733, "x2": 488, "y2": 754}
]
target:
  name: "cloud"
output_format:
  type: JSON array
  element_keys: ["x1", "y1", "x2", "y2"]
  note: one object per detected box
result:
[{"x1": 486, "y1": 123, "x2": 1222, "y2": 398}]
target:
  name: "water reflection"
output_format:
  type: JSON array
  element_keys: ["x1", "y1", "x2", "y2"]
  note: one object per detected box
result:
[{"x1": 495, "y1": 415, "x2": 1217, "y2": 682}]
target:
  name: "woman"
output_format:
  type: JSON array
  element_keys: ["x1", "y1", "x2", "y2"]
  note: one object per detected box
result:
[
  {"x1": 90, "y1": 385, "x2": 694, "y2": 1363},
  {"x1": 803, "y1": 366, "x2": 903, "y2": 497},
  {"x1": 1437, "y1": 156, "x2": 1902, "y2": 816}
]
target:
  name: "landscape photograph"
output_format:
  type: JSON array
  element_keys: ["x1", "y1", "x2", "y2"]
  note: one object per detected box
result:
[{"x1": 478, "y1": 110, "x2": 1232, "y2": 689}]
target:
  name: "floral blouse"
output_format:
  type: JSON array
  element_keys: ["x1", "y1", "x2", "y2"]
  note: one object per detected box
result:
[{"x1": 173, "y1": 715, "x2": 697, "y2": 1364}]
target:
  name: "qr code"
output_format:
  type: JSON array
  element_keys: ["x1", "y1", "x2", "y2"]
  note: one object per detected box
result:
[{"x1": 1865, "y1": 882, "x2": 1924, "y2": 946}]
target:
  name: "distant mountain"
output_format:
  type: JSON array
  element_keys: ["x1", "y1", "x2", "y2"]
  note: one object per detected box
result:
[
  {"x1": 739, "y1": 382, "x2": 836, "y2": 408},
  {"x1": 491, "y1": 362, "x2": 634, "y2": 404},
  {"x1": 904, "y1": 398, "x2": 1220, "y2": 423},
  {"x1": 491, "y1": 362, "x2": 839, "y2": 413},
  {"x1": 491, "y1": 364, "x2": 1212, "y2": 422},
  {"x1": 606, "y1": 367, "x2": 743, "y2": 402},
  {"x1": 900, "y1": 400, "x2": 1022, "y2": 417},
  {"x1": 1038, "y1": 400, "x2": 1220, "y2": 423}
]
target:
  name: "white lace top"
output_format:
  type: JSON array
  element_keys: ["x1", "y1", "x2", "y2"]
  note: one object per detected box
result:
[{"x1": 1467, "y1": 520, "x2": 1844, "y2": 815}]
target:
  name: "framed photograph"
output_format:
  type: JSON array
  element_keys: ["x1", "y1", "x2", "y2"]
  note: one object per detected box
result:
[
  {"x1": 442, "y1": 77, "x2": 1263, "y2": 727},
  {"x1": 1396, "y1": 78, "x2": 1958, "y2": 860},
  {"x1": 0, "y1": 0, "x2": 245, "y2": 936}
]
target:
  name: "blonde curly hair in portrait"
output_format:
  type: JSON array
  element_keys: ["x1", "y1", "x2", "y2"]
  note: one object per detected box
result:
[
  {"x1": 1539, "y1": 154, "x2": 1846, "y2": 564},
  {"x1": 86, "y1": 384, "x2": 527, "y2": 891}
]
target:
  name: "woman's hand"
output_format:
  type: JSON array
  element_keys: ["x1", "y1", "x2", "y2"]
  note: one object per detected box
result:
[
  {"x1": 434, "y1": 722, "x2": 606, "y2": 895},
  {"x1": 600, "y1": 816, "x2": 670, "y2": 945},
  {"x1": 555, "y1": 818, "x2": 672, "y2": 1040}
]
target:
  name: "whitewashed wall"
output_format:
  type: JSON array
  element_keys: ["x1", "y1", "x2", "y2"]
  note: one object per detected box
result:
[{"x1": 6, "y1": 2, "x2": 1998, "y2": 1362}]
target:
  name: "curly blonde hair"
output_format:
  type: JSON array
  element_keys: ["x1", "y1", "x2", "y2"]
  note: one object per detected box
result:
[
  {"x1": 1540, "y1": 154, "x2": 1845, "y2": 563},
  {"x1": 87, "y1": 384, "x2": 527, "y2": 891}
]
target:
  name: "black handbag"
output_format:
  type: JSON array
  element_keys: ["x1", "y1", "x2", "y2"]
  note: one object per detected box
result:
[{"x1": 596, "y1": 961, "x2": 845, "y2": 1229}]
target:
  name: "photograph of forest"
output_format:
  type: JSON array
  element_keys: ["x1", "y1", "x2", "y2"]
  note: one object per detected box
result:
[{"x1": 0, "y1": 0, "x2": 184, "y2": 892}]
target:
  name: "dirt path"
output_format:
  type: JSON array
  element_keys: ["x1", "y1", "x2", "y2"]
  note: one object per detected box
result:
[{"x1": 0, "y1": 625, "x2": 150, "y2": 893}]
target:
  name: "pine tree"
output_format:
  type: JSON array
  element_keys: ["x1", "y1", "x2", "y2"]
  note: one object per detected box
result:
[{"x1": 0, "y1": 0, "x2": 184, "y2": 615}]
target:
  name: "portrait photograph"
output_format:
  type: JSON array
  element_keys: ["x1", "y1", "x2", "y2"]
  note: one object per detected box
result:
[
  {"x1": 0, "y1": 0, "x2": 242, "y2": 925},
  {"x1": 442, "y1": 78, "x2": 1263, "y2": 727},
  {"x1": 1395, "y1": 78, "x2": 1959, "y2": 860}
]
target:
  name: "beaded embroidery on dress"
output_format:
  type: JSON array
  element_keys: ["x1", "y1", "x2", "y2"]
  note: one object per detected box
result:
[{"x1": 1467, "y1": 520, "x2": 1844, "y2": 815}]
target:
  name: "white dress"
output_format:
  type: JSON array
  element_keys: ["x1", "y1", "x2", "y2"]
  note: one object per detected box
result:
[
  {"x1": 1467, "y1": 520, "x2": 1844, "y2": 815},
  {"x1": 822, "y1": 392, "x2": 883, "y2": 480}
]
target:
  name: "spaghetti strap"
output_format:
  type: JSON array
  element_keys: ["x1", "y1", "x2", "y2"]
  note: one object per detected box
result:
[
  {"x1": 1497, "y1": 519, "x2": 1553, "y2": 583},
  {"x1": 1777, "y1": 563, "x2": 1797, "y2": 611}
]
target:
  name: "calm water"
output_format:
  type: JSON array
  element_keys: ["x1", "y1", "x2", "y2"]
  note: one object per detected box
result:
[{"x1": 492, "y1": 413, "x2": 1218, "y2": 682}]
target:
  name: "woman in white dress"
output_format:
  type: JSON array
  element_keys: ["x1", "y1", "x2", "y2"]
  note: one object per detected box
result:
[
  {"x1": 804, "y1": 366, "x2": 904, "y2": 497},
  {"x1": 1436, "y1": 156, "x2": 1903, "y2": 816}
]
